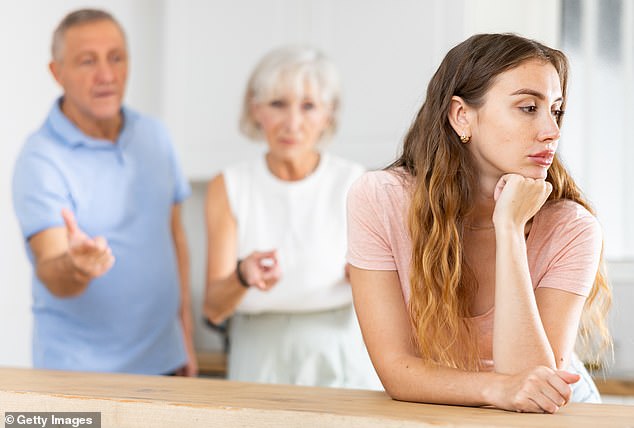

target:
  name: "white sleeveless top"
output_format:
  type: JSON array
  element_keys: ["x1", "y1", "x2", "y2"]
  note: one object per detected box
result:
[{"x1": 223, "y1": 152, "x2": 364, "y2": 314}]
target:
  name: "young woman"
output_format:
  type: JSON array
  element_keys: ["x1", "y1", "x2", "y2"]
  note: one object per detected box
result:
[
  {"x1": 204, "y1": 46, "x2": 380, "y2": 389},
  {"x1": 347, "y1": 33, "x2": 611, "y2": 413}
]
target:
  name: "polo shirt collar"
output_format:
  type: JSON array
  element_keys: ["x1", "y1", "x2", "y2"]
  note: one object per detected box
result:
[{"x1": 47, "y1": 97, "x2": 132, "y2": 149}]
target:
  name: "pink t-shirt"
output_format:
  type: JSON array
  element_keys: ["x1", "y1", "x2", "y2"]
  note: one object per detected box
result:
[{"x1": 346, "y1": 169, "x2": 602, "y2": 367}]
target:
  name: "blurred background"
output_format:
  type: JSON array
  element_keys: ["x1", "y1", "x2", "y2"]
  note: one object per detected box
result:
[{"x1": 1, "y1": 0, "x2": 632, "y2": 394}]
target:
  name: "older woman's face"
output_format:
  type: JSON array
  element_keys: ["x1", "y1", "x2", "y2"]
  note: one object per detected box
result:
[{"x1": 252, "y1": 84, "x2": 331, "y2": 158}]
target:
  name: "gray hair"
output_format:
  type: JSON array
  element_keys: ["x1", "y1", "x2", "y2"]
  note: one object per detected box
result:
[
  {"x1": 239, "y1": 46, "x2": 341, "y2": 142},
  {"x1": 51, "y1": 9, "x2": 125, "y2": 61}
]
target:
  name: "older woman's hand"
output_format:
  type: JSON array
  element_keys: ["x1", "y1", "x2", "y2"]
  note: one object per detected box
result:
[{"x1": 240, "y1": 250, "x2": 282, "y2": 290}]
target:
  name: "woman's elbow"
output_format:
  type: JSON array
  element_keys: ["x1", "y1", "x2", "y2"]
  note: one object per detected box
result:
[
  {"x1": 381, "y1": 376, "x2": 420, "y2": 403},
  {"x1": 372, "y1": 360, "x2": 412, "y2": 402},
  {"x1": 203, "y1": 299, "x2": 228, "y2": 325},
  {"x1": 202, "y1": 289, "x2": 227, "y2": 325},
  {"x1": 383, "y1": 382, "x2": 408, "y2": 401}
]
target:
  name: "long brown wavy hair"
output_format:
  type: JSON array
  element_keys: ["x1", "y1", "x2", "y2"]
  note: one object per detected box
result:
[{"x1": 389, "y1": 33, "x2": 612, "y2": 371}]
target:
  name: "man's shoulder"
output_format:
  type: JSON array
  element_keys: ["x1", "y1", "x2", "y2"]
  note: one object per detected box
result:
[
  {"x1": 18, "y1": 124, "x2": 66, "y2": 161},
  {"x1": 122, "y1": 106, "x2": 168, "y2": 135},
  {"x1": 120, "y1": 107, "x2": 176, "y2": 158}
]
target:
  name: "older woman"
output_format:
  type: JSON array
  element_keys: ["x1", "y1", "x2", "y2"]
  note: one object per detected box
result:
[{"x1": 203, "y1": 46, "x2": 380, "y2": 389}]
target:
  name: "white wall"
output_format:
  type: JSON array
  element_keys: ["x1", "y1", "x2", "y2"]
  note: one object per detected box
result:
[{"x1": 464, "y1": 0, "x2": 560, "y2": 46}]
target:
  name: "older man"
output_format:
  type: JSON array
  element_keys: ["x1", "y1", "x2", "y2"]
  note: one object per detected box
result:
[{"x1": 12, "y1": 9, "x2": 197, "y2": 376}]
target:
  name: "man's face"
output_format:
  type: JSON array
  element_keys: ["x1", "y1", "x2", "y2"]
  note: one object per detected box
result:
[{"x1": 50, "y1": 19, "x2": 128, "y2": 124}]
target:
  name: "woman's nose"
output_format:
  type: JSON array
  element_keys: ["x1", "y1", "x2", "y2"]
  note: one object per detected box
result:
[
  {"x1": 283, "y1": 107, "x2": 302, "y2": 131},
  {"x1": 538, "y1": 112, "x2": 561, "y2": 142}
]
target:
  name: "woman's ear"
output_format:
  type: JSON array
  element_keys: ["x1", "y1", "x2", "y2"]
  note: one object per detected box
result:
[
  {"x1": 448, "y1": 96, "x2": 471, "y2": 140},
  {"x1": 250, "y1": 102, "x2": 262, "y2": 128}
]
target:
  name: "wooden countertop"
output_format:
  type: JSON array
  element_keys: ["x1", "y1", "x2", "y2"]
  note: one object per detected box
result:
[
  {"x1": 197, "y1": 350, "x2": 634, "y2": 396},
  {"x1": 1, "y1": 367, "x2": 633, "y2": 427}
]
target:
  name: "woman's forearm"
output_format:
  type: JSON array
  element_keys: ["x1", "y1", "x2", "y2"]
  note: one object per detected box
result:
[
  {"x1": 204, "y1": 269, "x2": 248, "y2": 324},
  {"x1": 379, "y1": 353, "x2": 501, "y2": 405},
  {"x1": 493, "y1": 225, "x2": 555, "y2": 373}
]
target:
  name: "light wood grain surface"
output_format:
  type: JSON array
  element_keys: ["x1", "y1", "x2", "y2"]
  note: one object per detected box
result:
[
  {"x1": 1, "y1": 367, "x2": 633, "y2": 427},
  {"x1": 196, "y1": 350, "x2": 634, "y2": 397}
]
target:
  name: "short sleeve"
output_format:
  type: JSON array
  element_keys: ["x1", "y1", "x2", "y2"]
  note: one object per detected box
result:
[
  {"x1": 162, "y1": 125, "x2": 191, "y2": 204},
  {"x1": 535, "y1": 205, "x2": 602, "y2": 297},
  {"x1": 346, "y1": 172, "x2": 396, "y2": 270},
  {"x1": 12, "y1": 149, "x2": 69, "y2": 240}
]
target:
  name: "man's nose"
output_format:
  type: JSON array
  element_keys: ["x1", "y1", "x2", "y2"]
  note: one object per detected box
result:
[{"x1": 95, "y1": 61, "x2": 115, "y2": 83}]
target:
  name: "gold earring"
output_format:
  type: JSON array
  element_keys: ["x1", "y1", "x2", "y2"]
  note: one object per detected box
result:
[{"x1": 460, "y1": 134, "x2": 471, "y2": 143}]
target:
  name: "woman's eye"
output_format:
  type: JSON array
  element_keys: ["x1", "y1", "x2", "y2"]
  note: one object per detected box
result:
[
  {"x1": 552, "y1": 109, "x2": 565, "y2": 119},
  {"x1": 270, "y1": 100, "x2": 285, "y2": 108},
  {"x1": 520, "y1": 105, "x2": 537, "y2": 113},
  {"x1": 302, "y1": 102, "x2": 315, "y2": 111}
]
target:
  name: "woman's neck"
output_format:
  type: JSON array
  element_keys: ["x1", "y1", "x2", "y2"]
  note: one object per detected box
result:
[
  {"x1": 466, "y1": 177, "x2": 534, "y2": 235},
  {"x1": 265, "y1": 151, "x2": 321, "y2": 181},
  {"x1": 465, "y1": 179, "x2": 498, "y2": 229}
]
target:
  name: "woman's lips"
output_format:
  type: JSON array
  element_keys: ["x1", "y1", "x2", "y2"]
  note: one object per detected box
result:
[{"x1": 528, "y1": 151, "x2": 555, "y2": 167}]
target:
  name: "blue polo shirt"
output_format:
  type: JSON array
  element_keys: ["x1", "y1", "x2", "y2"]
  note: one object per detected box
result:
[{"x1": 12, "y1": 99, "x2": 191, "y2": 374}]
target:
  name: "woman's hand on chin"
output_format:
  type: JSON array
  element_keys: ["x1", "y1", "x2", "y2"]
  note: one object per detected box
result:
[{"x1": 492, "y1": 173, "x2": 552, "y2": 231}]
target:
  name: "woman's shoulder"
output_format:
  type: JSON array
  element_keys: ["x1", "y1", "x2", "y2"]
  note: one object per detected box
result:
[
  {"x1": 349, "y1": 168, "x2": 411, "y2": 206},
  {"x1": 535, "y1": 199, "x2": 602, "y2": 240},
  {"x1": 352, "y1": 168, "x2": 410, "y2": 188},
  {"x1": 539, "y1": 199, "x2": 598, "y2": 225},
  {"x1": 530, "y1": 200, "x2": 603, "y2": 297}
]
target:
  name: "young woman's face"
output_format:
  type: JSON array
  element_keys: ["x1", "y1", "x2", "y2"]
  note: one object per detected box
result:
[
  {"x1": 252, "y1": 84, "x2": 331, "y2": 160},
  {"x1": 466, "y1": 59, "x2": 563, "y2": 181}
]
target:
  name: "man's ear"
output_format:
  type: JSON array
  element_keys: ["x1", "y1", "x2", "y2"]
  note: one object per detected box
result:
[
  {"x1": 447, "y1": 95, "x2": 471, "y2": 139},
  {"x1": 49, "y1": 61, "x2": 62, "y2": 85}
]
